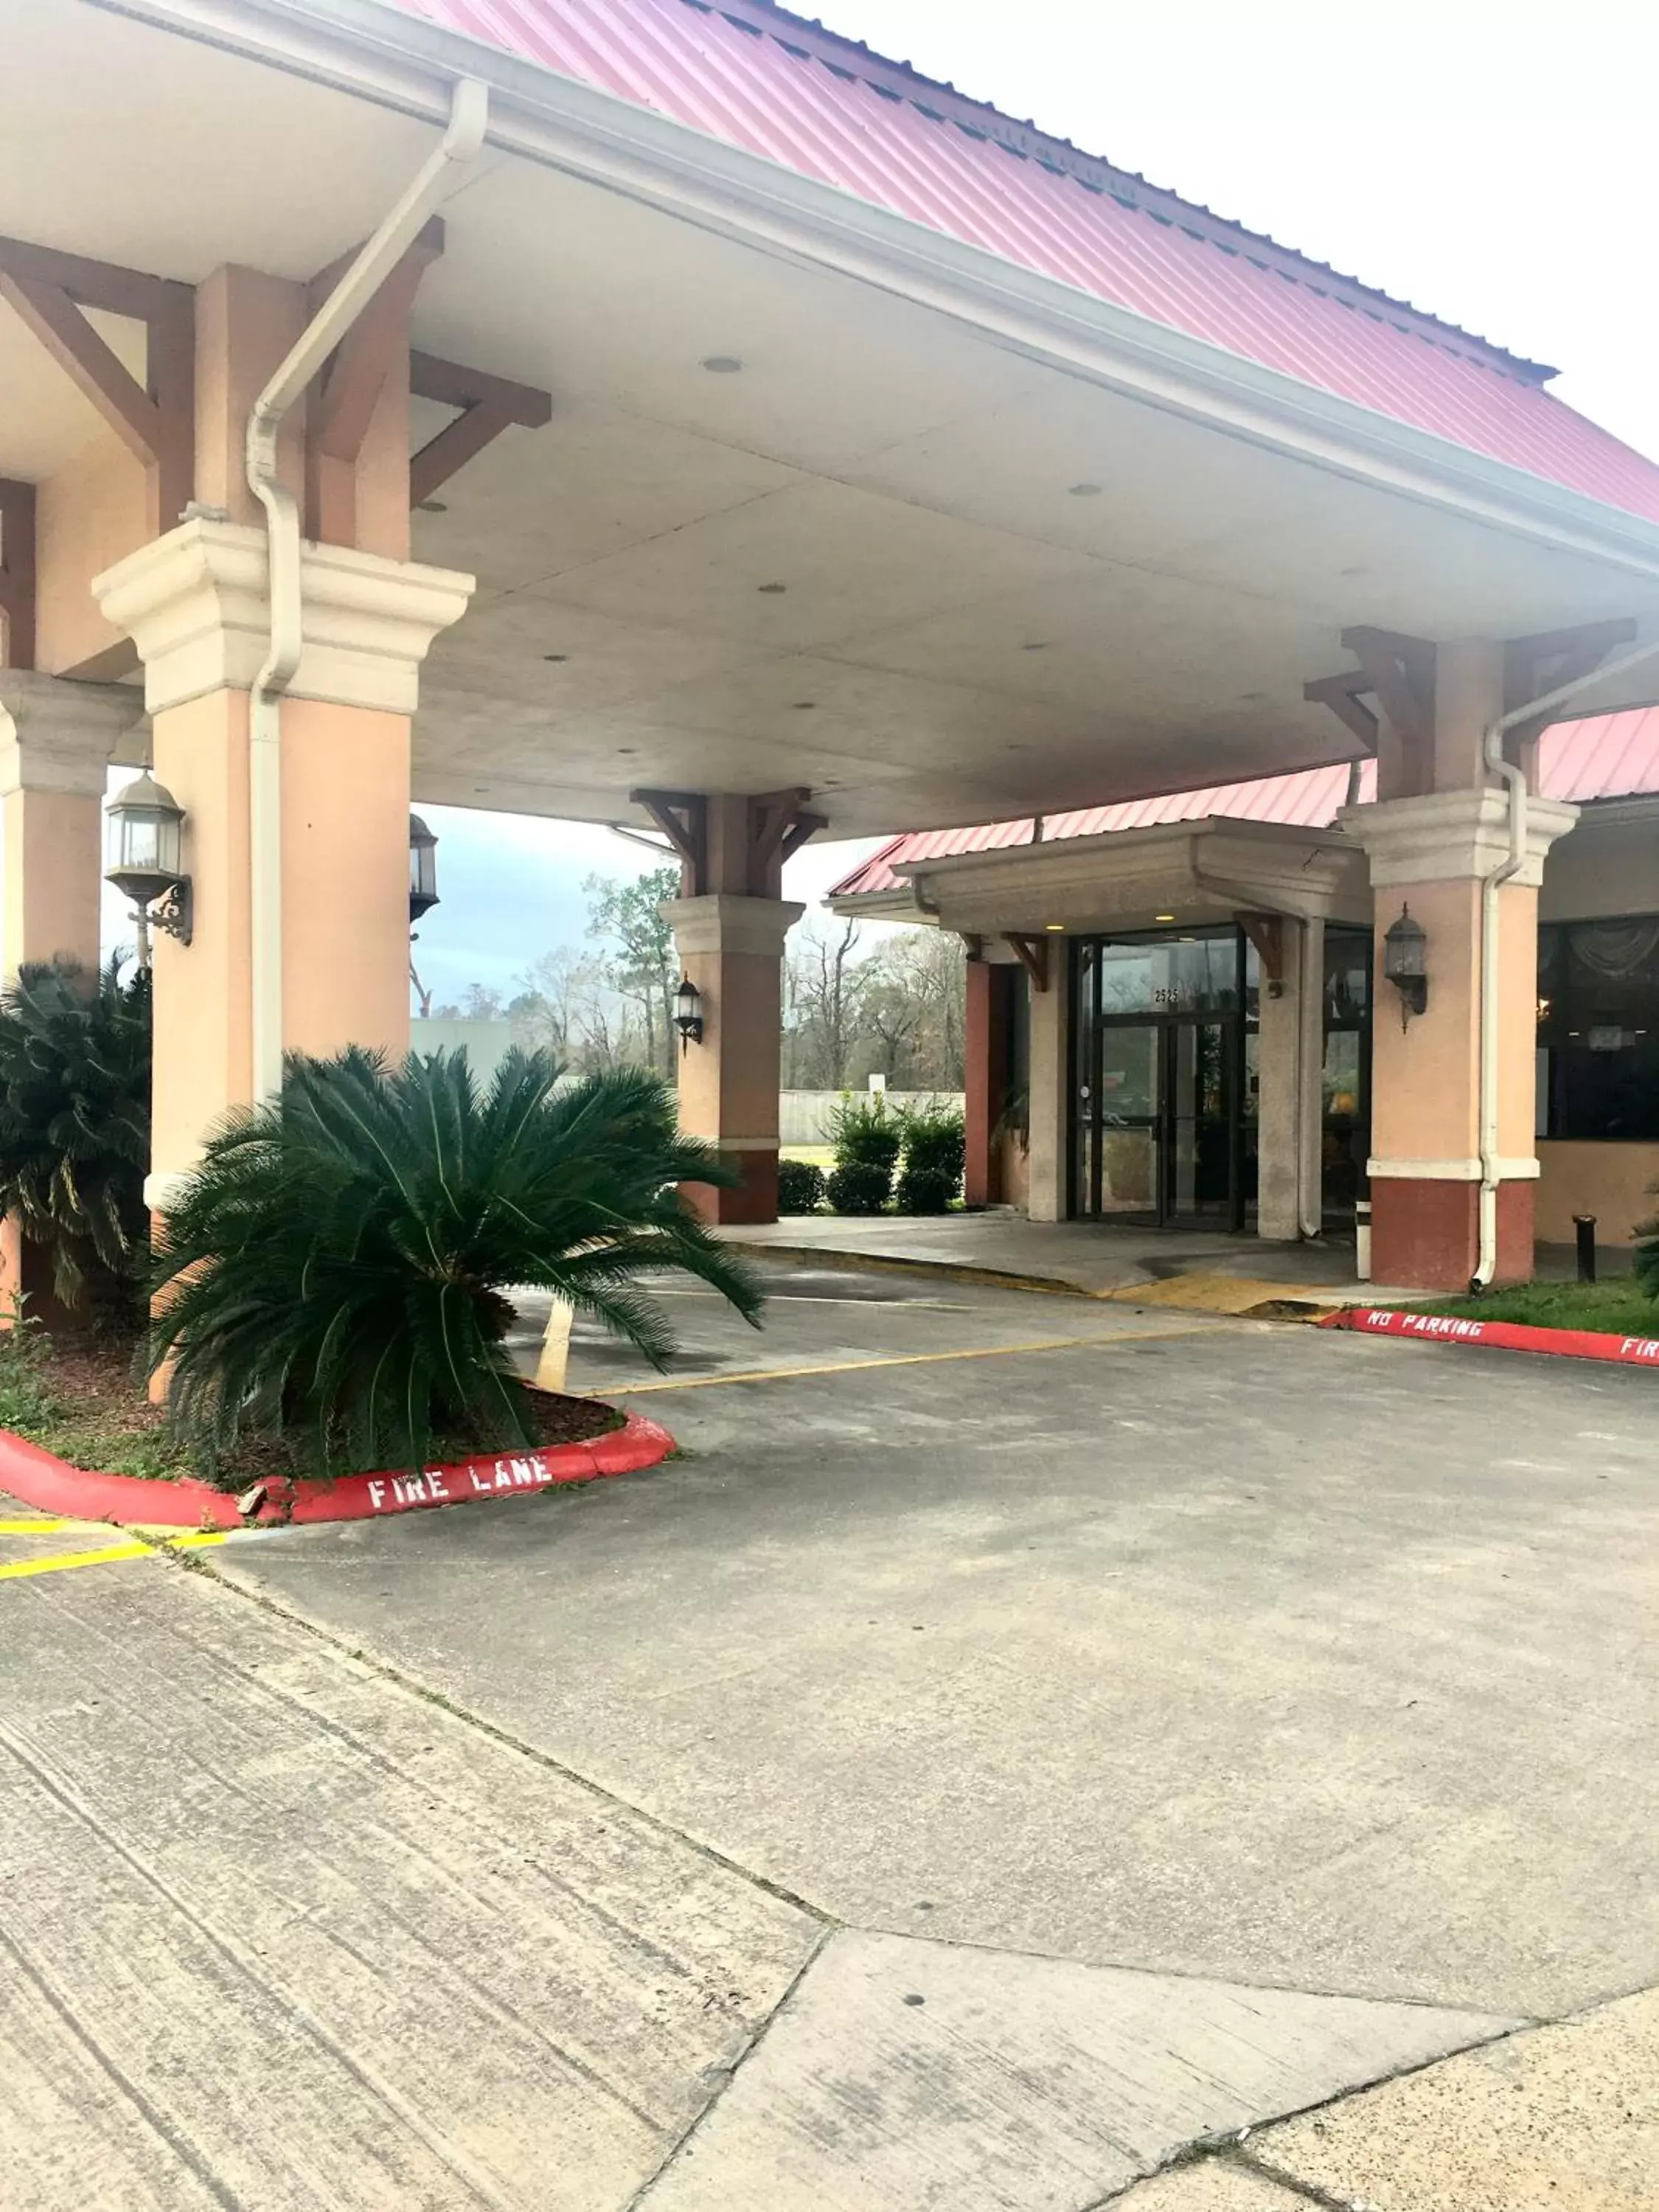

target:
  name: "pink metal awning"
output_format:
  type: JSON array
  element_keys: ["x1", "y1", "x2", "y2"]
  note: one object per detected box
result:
[
  {"x1": 383, "y1": 0, "x2": 1659, "y2": 521},
  {"x1": 830, "y1": 711, "x2": 1659, "y2": 900}
]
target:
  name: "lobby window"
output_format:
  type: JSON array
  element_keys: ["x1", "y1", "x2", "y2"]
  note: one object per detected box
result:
[{"x1": 1537, "y1": 919, "x2": 1659, "y2": 1142}]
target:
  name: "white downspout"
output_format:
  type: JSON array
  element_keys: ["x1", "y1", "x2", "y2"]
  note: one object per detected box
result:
[
  {"x1": 1472, "y1": 634, "x2": 1659, "y2": 1287},
  {"x1": 243, "y1": 77, "x2": 489, "y2": 1099}
]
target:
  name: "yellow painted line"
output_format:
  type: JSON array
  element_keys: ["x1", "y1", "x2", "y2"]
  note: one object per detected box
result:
[
  {"x1": 0, "y1": 1518, "x2": 77, "y2": 1535},
  {"x1": 619, "y1": 1321, "x2": 1241, "y2": 1394},
  {"x1": 0, "y1": 1529, "x2": 228, "y2": 1583}
]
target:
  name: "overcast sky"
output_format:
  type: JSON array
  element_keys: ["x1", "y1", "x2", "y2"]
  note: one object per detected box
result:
[{"x1": 106, "y1": 1, "x2": 1659, "y2": 995}]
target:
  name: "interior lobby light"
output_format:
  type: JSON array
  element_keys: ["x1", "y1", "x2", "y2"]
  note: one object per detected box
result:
[
  {"x1": 1154, "y1": 912, "x2": 1177, "y2": 923},
  {"x1": 1043, "y1": 922, "x2": 1064, "y2": 932}
]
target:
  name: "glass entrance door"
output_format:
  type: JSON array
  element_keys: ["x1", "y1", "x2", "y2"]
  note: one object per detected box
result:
[
  {"x1": 1071, "y1": 931, "x2": 1253, "y2": 1229},
  {"x1": 1167, "y1": 1018, "x2": 1235, "y2": 1223}
]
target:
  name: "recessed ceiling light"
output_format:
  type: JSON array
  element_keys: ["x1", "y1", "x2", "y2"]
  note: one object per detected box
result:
[
  {"x1": 1239, "y1": 690, "x2": 1266, "y2": 703},
  {"x1": 1044, "y1": 922, "x2": 1064, "y2": 933},
  {"x1": 416, "y1": 499, "x2": 448, "y2": 513},
  {"x1": 1068, "y1": 482, "x2": 1103, "y2": 497},
  {"x1": 758, "y1": 582, "x2": 787, "y2": 594},
  {"x1": 617, "y1": 746, "x2": 636, "y2": 755},
  {"x1": 543, "y1": 653, "x2": 568, "y2": 662},
  {"x1": 793, "y1": 700, "x2": 815, "y2": 710},
  {"x1": 1022, "y1": 641, "x2": 1048, "y2": 652},
  {"x1": 1340, "y1": 564, "x2": 1366, "y2": 577},
  {"x1": 1155, "y1": 912, "x2": 1177, "y2": 923},
  {"x1": 701, "y1": 355, "x2": 743, "y2": 372}
]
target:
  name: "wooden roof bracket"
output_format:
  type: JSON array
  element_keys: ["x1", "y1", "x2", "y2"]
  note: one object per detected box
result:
[
  {"x1": 0, "y1": 233, "x2": 194, "y2": 539},
  {"x1": 410, "y1": 350, "x2": 553, "y2": 506},
  {"x1": 0, "y1": 479, "x2": 37, "y2": 669},
  {"x1": 1004, "y1": 932, "x2": 1051, "y2": 992},
  {"x1": 1235, "y1": 911, "x2": 1287, "y2": 998},
  {"x1": 631, "y1": 787, "x2": 709, "y2": 894}
]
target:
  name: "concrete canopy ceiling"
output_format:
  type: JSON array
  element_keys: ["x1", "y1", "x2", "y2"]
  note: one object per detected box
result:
[{"x1": 9, "y1": 1, "x2": 1659, "y2": 837}]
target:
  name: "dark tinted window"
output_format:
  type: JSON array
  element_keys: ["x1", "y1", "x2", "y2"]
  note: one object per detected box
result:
[{"x1": 1538, "y1": 918, "x2": 1659, "y2": 1141}]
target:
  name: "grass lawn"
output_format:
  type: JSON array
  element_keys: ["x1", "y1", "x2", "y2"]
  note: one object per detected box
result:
[{"x1": 1422, "y1": 1278, "x2": 1659, "y2": 1338}]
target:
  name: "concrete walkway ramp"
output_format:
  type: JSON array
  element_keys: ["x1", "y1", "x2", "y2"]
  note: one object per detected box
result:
[{"x1": 638, "y1": 1928, "x2": 1512, "y2": 2210}]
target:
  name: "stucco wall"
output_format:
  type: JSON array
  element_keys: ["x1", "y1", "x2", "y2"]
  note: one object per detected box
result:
[
  {"x1": 1535, "y1": 1141, "x2": 1659, "y2": 1248},
  {"x1": 36, "y1": 434, "x2": 147, "y2": 675}
]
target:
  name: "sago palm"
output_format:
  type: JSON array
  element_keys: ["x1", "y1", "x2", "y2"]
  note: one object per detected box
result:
[
  {"x1": 148, "y1": 1046, "x2": 762, "y2": 1475},
  {"x1": 0, "y1": 956, "x2": 151, "y2": 1312}
]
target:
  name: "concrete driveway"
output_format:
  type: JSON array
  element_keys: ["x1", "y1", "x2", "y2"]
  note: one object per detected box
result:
[{"x1": 4, "y1": 1260, "x2": 1658, "y2": 2208}]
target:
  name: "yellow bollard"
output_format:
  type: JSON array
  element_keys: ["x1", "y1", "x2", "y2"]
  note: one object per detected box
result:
[{"x1": 535, "y1": 1298, "x2": 574, "y2": 1394}]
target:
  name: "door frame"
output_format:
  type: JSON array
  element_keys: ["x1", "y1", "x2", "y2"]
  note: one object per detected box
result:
[{"x1": 1069, "y1": 931, "x2": 1252, "y2": 1231}]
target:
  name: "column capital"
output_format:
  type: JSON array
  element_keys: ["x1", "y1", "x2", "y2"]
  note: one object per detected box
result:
[
  {"x1": 1339, "y1": 789, "x2": 1579, "y2": 889},
  {"x1": 91, "y1": 518, "x2": 474, "y2": 717},
  {"x1": 661, "y1": 894, "x2": 804, "y2": 959},
  {"x1": 0, "y1": 671, "x2": 142, "y2": 799}
]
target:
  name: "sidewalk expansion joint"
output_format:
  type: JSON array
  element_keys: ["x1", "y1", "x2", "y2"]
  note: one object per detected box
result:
[
  {"x1": 618, "y1": 1921, "x2": 836, "y2": 2212},
  {"x1": 170, "y1": 1543, "x2": 835, "y2": 1930}
]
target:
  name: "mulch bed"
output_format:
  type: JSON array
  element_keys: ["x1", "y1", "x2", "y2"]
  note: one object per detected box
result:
[{"x1": 23, "y1": 1330, "x2": 622, "y2": 1492}]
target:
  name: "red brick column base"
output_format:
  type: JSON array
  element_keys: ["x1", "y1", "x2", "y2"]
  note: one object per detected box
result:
[
  {"x1": 682, "y1": 1147, "x2": 779, "y2": 1225},
  {"x1": 1371, "y1": 1176, "x2": 1534, "y2": 1292}
]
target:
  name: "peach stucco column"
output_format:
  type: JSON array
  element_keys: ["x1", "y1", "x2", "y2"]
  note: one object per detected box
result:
[
  {"x1": 662, "y1": 892, "x2": 803, "y2": 1224},
  {"x1": 91, "y1": 517, "x2": 472, "y2": 1203},
  {"x1": 1343, "y1": 788, "x2": 1578, "y2": 1290},
  {"x1": 1025, "y1": 957, "x2": 1069, "y2": 1222}
]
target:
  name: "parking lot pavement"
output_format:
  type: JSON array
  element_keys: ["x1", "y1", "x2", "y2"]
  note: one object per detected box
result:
[
  {"x1": 218, "y1": 1259, "x2": 1659, "y2": 2024},
  {"x1": 7, "y1": 1257, "x2": 1658, "y2": 2209}
]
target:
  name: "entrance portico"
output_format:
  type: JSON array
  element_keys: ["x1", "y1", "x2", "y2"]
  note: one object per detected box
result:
[{"x1": 4, "y1": 0, "x2": 1659, "y2": 1289}]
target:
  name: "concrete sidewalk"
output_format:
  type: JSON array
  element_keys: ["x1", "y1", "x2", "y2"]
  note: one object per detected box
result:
[
  {"x1": 721, "y1": 1210, "x2": 1377, "y2": 1302},
  {"x1": 4, "y1": 1262, "x2": 1656, "y2": 2207},
  {"x1": 722, "y1": 1211, "x2": 1631, "y2": 1312}
]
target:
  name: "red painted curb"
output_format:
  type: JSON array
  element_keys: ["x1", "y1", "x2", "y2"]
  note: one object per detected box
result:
[
  {"x1": 0, "y1": 1411, "x2": 676, "y2": 1529},
  {"x1": 1321, "y1": 1306, "x2": 1659, "y2": 1368}
]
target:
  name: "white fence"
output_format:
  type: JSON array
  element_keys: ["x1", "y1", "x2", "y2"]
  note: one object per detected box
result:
[
  {"x1": 408, "y1": 1031, "x2": 963, "y2": 1144},
  {"x1": 779, "y1": 1091, "x2": 964, "y2": 1145}
]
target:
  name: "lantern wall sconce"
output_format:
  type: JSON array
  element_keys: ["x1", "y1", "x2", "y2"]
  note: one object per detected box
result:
[
  {"x1": 105, "y1": 772, "x2": 192, "y2": 947},
  {"x1": 673, "y1": 975, "x2": 704, "y2": 1051},
  {"x1": 1382, "y1": 902, "x2": 1428, "y2": 1028},
  {"x1": 408, "y1": 813, "x2": 439, "y2": 928}
]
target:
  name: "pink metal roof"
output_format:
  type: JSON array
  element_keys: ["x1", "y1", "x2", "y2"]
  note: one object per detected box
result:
[
  {"x1": 382, "y1": 0, "x2": 1659, "y2": 522},
  {"x1": 830, "y1": 711, "x2": 1659, "y2": 900}
]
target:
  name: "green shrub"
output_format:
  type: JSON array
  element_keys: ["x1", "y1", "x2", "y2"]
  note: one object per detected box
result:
[
  {"x1": 147, "y1": 1047, "x2": 764, "y2": 1477},
  {"x1": 826, "y1": 1161, "x2": 891, "y2": 1215},
  {"x1": 896, "y1": 1105, "x2": 966, "y2": 1214},
  {"x1": 777, "y1": 1158, "x2": 827, "y2": 1214},
  {"x1": 0, "y1": 1298, "x2": 60, "y2": 1433},
  {"x1": 0, "y1": 958, "x2": 150, "y2": 1317},
  {"x1": 827, "y1": 1092, "x2": 900, "y2": 1213},
  {"x1": 1635, "y1": 1197, "x2": 1659, "y2": 1298}
]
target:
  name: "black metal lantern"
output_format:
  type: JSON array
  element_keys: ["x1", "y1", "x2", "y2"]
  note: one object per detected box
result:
[
  {"x1": 672, "y1": 975, "x2": 704, "y2": 1051},
  {"x1": 105, "y1": 771, "x2": 191, "y2": 945},
  {"x1": 1382, "y1": 903, "x2": 1428, "y2": 1026},
  {"x1": 408, "y1": 813, "x2": 439, "y2": 926}
]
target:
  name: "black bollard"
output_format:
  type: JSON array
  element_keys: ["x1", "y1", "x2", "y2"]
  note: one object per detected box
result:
[{"x1": 1573, "y1": 1214, "x2": 1597, "y2": 1284}]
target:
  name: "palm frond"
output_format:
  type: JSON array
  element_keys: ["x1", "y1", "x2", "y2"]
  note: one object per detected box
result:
[
  {"x1": 0, "y1": 955, "x2": 150, "y2": 1315},
  {"x1": 150, "y1": 1046, "x2": 765, "y2": 1472}
]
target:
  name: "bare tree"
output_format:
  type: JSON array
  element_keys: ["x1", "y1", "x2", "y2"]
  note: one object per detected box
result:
[{"x1": 785, "y1": 917, "x2": 868, "y2": 1089}]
